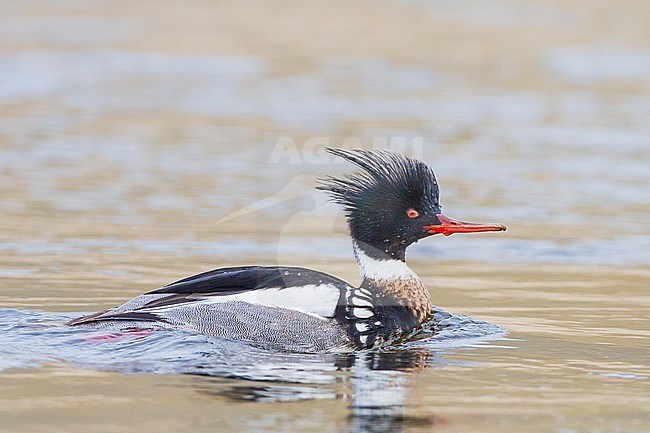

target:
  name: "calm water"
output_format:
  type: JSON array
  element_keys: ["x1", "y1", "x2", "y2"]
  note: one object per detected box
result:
[{"x1": 1, "y1": 1, "x2": 649, "y2": 432}]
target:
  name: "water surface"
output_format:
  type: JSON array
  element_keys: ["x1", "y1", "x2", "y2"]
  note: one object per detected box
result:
[{"x1": 1, "y1": 1, "x2": 649, "y2": 432}]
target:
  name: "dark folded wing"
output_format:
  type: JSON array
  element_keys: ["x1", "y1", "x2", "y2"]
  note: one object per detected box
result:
[
  {"x1": 152, "y1": 266, "x2": 347, "y2": 295},
  {"x1": 69, "y1": 266, "x2": 352, "y2": 325}
]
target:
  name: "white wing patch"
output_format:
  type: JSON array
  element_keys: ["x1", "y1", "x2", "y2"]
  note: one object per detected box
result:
[
  {"x1": 254, "y1": 284, "x2": 341, "y2": 318},
  {"x1": 148, "y1": 283, "x2": 342, "y2": 319}
]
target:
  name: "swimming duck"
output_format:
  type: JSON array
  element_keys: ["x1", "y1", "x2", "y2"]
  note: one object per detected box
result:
[{"x1": 68, "y1": 148, "x2": 506, "y2": 353}]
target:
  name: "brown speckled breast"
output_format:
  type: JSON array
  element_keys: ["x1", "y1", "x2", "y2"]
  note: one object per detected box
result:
[{"x1": 360, "y1": 276, "x2": 433, "y2": 345}]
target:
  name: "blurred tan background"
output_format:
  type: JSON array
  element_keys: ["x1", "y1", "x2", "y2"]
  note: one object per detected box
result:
[{"x1": 0, "y1": 3, "x2": 649, "y2": 432}]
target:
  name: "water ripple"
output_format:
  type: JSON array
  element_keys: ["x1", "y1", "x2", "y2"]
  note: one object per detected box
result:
[{"x1": 0, "y1": 307, "x2": 505, "y2": 382}]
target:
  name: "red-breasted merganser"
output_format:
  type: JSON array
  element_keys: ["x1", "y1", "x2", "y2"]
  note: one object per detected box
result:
[{"x1": 68, "y1": 148, "x2": 506, "y2": 353}]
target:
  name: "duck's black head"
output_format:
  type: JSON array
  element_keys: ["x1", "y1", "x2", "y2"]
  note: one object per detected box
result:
[{"x1": 317, "y1": 148, "x2": 506, "y2": 261}]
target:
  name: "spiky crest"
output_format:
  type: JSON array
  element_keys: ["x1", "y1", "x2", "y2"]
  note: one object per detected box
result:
[
  {"x1": 316, "y1": 148, "x2": 441, "y2": 261},
  {"x1": 316, "y1": 148, "x2": 439, "y2": 216}
]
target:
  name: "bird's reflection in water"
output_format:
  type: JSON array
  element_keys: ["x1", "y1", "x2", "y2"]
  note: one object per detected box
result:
[
  {"x1": 194, "y1": 348, "x2": 445, "y2": 433},
  {"x1": 344, "y1": 350, "x2": 445, "y2": 433},
  {"x1": 3, "y1": 309, "x2": 501, "y2": 432}
]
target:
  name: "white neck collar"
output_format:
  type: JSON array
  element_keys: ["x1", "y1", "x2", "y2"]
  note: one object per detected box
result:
[{"x1": 353, "y1": 242, "x2": 417, "y2": 281}]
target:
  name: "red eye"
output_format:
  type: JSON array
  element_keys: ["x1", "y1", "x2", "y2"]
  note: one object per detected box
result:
[{"x1": 406, "y1": 209, "x2": 419, "y2": 219}]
